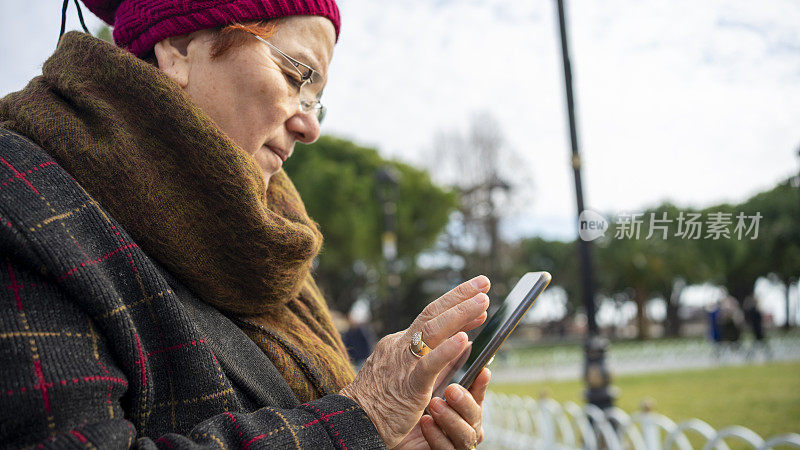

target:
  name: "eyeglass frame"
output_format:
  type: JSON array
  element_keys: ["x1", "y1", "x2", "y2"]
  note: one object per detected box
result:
[{"x1": 249, "y1": 33, "x2": 327, "y2": 123}]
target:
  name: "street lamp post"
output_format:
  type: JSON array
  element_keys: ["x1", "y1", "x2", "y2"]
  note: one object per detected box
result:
[
  {"x1": 376, "y1": 166, "x2": 401, "y2": 333},
  {"x1": 792, "y1": 146, "x2": 800, "y2": 329},
  {"x1": 555, "y1": 0, "x2": 615, "y2": 409}
]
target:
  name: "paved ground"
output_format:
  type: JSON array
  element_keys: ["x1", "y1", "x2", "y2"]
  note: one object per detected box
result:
[{"x1": 490, "y1": 335, "x2": 800, "y2": 383}]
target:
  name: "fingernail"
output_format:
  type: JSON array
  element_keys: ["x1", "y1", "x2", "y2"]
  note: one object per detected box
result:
[
  {"x1": 453, "y1": 332, "x2": 467, "y2": 343},
  {"x1": 431, "y1": 398, "x2": 445, "y2": 413},
  {"x1": 470, "y1": 276, "x2": 489, "y2": 290},
  {"x1": 474, "y1": 293, "x2": 487, "y2": 304},
  {"x1": 449, "y1": 386, "x2": 463, "y2": 402}
]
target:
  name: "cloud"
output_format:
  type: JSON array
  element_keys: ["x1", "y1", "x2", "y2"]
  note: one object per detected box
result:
[
  {"x1": 0, "y1": 2, "x2": 105, "y2": 94},
  {"x1": 326, "y1": 0, "x2": 800, "y2": 240},
  {"x1": 2, "y1": 0, "x2": 798, "y2": 241}
]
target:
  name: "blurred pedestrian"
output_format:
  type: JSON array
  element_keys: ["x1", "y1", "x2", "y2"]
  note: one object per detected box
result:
[
  {"x1": 707, "y1": 300, "x2": 723, "y2": 359},
  {"x1": 744, "y1": 295, "x2": 772, "y2": 361},
  {"x1": 343, "y1": 312, "x2": 376, "y2": 369},
  {"x1": 718, "y1": 296, "x2": 744, "y2": 357}
]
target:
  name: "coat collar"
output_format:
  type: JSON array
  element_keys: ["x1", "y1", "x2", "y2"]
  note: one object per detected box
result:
[{"x1": 168, "y1": 273, "x2": 299, "y2": 409}]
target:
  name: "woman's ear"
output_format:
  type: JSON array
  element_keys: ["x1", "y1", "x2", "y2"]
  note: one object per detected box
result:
[{"x1": 153, "y1": 34, "x2": 195, "y2": 88}]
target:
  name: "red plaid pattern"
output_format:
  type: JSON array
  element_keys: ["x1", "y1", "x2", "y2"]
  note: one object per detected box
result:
[{"x1": 0, "y1": 129, "x2": 383, "y2": 449}]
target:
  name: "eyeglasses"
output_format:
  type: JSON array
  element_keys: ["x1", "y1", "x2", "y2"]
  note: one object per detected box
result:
[{"x1": 250, "y1": 33, "x2": 327, "y2": 124}]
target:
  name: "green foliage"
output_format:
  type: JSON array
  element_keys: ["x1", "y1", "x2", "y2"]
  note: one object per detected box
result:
[
  {"x1": 740, "y1": 180, "x2": 800, "y2": 284},
  {"x1": 283, "y1": 135, "x2": 457, "y2": 314},
  {"x1": 598, "y1": 203, "x2": 720, "y2": 296},
  {"x1": 285, "y1": 136, "x2": 382, "y2": 268},
  {"x1": 511, "y1": 178, "x2": 800, "y2": 337},
  {"x1": 283, "y1": 132, "x2": 797, "y2": 336},
  {"x1": 513, "y1": 237, "x2": 579, "y2": 312},
  {"x1": 393, "y1": 163, "x2": 457, "y2": 258},
  {"x1": 96, "y1": 26, "x2": 113, "y2": 44},
  {"x1": 684, "y1": 181, "x2": 800, "y2": 302}
]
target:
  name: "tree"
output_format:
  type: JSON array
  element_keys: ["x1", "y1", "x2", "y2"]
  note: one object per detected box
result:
[
  {"x1": 505, "y1": 177, "x2": 799, "y2": 339},
  {"x1": 513, "y1": 237, "x2": 579, "y2": 311},
  {"x1": 283, "y1": 136, "x2": 457, "y2": 326},
  {"x1": 590, "y1": 179, "x2": 799, "y2": 338},
  {"x1": 425, "y1": 112, "x2": 527, "y2": 299},
  {"x1": 595, "y1": 204, "x2": 714, "y2": 339},
  {"x1": 737, "y1": 179, "x2": 800, "y2": 327},
  {"x1": 692, "y1": 178, "x2": 799, "y2": 324},
  {"x1": 97, "y1": 25, "x2": 113, "y2": 44}
]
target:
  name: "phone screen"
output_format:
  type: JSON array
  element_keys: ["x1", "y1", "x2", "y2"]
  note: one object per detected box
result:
[{"x1": 432, "y1": 272, "x2": 551, "y2": 398}]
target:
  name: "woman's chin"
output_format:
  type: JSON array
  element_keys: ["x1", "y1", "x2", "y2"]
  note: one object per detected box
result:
[
  {"x1": 262, "y1": 164, "x2": 286, "y2": 190},
  {"x1": 254, "y1": 145, "x2": 282, "y2": 185}
]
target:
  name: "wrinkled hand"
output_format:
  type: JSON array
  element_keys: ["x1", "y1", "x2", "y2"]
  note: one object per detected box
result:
[
  {"x1": 340, "y1": 276, "x2": 491, "y2": 449},
  {"x1": 396, "y1": 368, "x2": 491, "y2": 450}
]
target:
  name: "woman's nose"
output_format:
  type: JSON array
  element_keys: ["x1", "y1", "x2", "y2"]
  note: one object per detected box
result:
[{"x1": 287, "y1": 111, "x2": 321, "y2": 144}]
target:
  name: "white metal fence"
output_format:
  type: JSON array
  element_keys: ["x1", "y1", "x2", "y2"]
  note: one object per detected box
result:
[{"x1": 482, "y1": 392, "x2": 800, "y2": 450}]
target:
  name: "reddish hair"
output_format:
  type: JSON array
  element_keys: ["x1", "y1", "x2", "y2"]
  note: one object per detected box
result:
[
  {"x1": 210, "y1": 20, "x2": 281, "y2": 59},
  {"x1": 143, "y1": 20, "x2": 280, "y2": 65}
]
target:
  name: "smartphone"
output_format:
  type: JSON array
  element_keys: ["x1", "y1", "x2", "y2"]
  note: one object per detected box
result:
[{"x1": 432, "y1": 271, "x2": 551, "y2": 398}]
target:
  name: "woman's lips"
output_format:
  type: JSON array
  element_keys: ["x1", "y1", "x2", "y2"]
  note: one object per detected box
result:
[
  {"x1": 255, "y1": 145, "x2": 284, "y2": 175},
  {"x1": 266, "y1": 145, "x2": 288, "y2": 162}
]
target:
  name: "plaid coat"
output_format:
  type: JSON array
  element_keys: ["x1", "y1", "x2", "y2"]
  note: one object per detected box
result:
[{"x1": 0, "y1": 129, "x2": 384, "y2": 449}]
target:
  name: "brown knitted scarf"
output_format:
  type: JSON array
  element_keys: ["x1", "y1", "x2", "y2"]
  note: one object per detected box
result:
[{"x1": 0, "y1": 31, "x2": 354, "y2": 402}]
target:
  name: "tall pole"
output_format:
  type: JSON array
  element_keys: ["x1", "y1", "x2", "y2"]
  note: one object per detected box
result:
[
  {"x1": 555, "y1": 0, "x2": 614, "y2": 409},
  {"x1": 796, "y1": 145, "x2": 800, "y2": 216},
  {"x1": 791, "y1": 146, "x2": 800, "y2": 329},
  {"x1": 376, "y1": 167, "x2": 400, "y2": 333}
]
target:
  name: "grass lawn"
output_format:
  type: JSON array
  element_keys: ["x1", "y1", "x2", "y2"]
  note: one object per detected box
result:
[{"x1": 490, "y1": 361, "x2": 800, "y2": 440}]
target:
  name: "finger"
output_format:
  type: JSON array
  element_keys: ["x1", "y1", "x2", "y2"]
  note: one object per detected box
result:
[
  {"x1": 427, "y1": 342, "x2": 478, "y2": 392},
  {"x1": 431, "y1": 342, "x2": 471, "y2": 391},
  {"x1": 420, "y1": 415, "x2": 455, "y2": 450},
  {"x1": 444, "y1": 384, "x2": 482, "y2": 429},
  {"x1": 422, "y1": 293, "x2": 489, "y2": 347},
  {"x1": 411, "y1": 332, "x2": 468, "y2": 392},
  {"x1": 461, "y1": 312, "x2": 487, "y2": 333},
  {"x1": 410, "y1": 276, "x2": 490, "y2": 330},
  {"x1": 468, "y1": 368, "x2": 492, "y2": 405},
  {"x1": 428, "y1": 396, "x2": 478, "y2": 449}
]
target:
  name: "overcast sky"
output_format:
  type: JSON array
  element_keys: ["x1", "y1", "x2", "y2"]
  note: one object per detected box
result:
[
  {"x1": 1, "y1": 1, "x2": 798, "y2": 322},
  {"x1": 2, "y1": 0, "x2": 799, "y2": 242}
]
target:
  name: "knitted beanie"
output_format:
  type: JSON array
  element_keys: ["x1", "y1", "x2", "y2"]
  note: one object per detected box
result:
[{"x1": 81, "y1": 0, "x2": 340, "y2": 57}]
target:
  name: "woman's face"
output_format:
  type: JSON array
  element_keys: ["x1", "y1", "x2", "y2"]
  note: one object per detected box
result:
[{"x1": 156, "y1": 16, "x2": 336, "y2": 186}]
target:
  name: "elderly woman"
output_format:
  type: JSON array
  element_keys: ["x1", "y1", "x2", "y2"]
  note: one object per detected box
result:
[{"x1": 0, "y1": 0, "x2": 492, "y2": 448}]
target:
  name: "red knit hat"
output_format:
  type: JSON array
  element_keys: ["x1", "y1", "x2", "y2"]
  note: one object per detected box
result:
[{"x1": 81, "y1": 0, "x2": 340, "y2": 58}]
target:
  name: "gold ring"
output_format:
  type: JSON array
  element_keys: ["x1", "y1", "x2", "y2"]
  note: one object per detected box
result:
[{"x1": 409, "y1": 331, "x2": 431, "y2": 358}]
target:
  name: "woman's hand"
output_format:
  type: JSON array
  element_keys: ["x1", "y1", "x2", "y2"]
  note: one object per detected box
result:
[
  {"x1": 395, "y1": 367, "x2": 491, "y2": 450},
  {"x1": 339, "y1": 276, "x2": 491, "y2": 449},
  {"x1": 421, "y1": 368, "x2": 491, "y2": 449}
]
